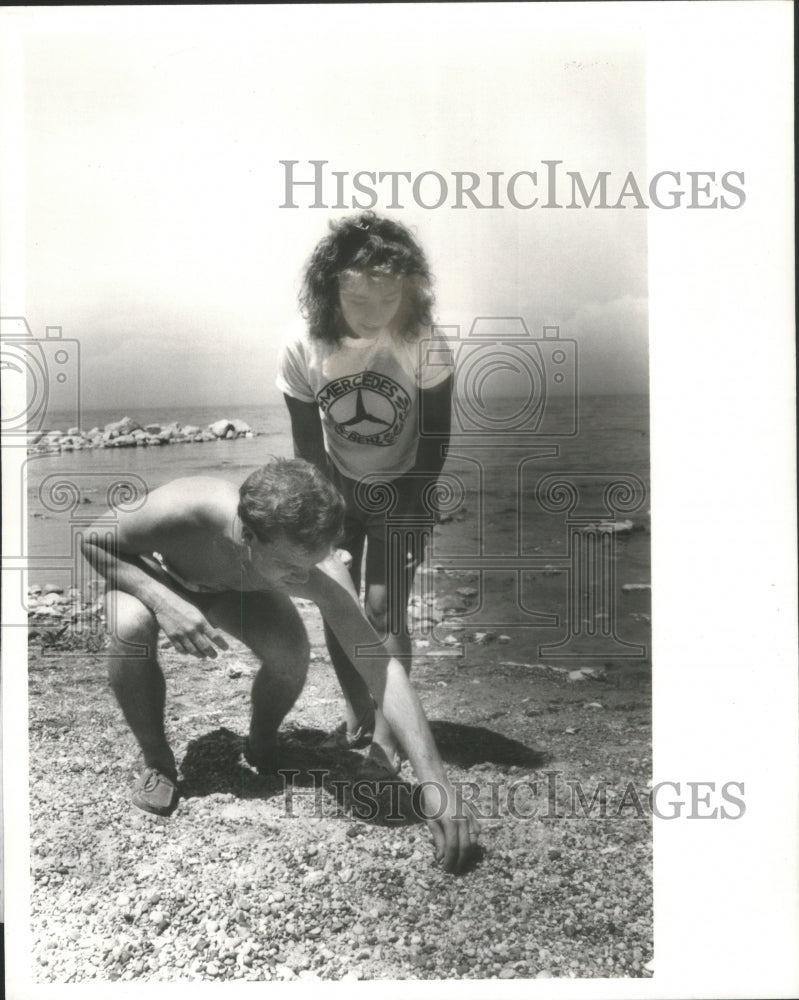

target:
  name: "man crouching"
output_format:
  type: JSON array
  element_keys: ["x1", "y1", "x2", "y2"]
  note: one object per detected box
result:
[{"x1": 81, "y1": 457, "x2": 479, "y2": 873}]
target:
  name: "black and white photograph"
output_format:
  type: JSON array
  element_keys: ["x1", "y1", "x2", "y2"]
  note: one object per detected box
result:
[{"x1": 1, "y1": 4, "x2": 795, "y2": 997}]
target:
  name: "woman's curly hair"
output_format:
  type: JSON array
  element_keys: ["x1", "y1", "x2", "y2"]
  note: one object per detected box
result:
[{"x1": 299, "y1": 211, "x2": 434, "y2": 346}]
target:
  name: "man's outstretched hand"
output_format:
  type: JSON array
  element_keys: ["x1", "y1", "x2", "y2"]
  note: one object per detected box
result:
[{"x1": 420, "y1": 782, "x2": 482, "y2": 874}]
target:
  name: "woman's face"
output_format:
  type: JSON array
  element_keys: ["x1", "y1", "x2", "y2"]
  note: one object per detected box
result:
[{"x1": 337, "y1": 271, "x2": 404, "y2": 339}]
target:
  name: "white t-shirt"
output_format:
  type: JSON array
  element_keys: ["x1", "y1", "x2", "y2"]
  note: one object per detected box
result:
[{"x1": 277, "y1": 317, "x2": 453, "y2": 479}]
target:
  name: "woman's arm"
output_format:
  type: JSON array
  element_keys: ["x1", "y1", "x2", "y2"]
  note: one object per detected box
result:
[
  {"x1": 415, "y1": 374, "x2": 452, "y2": 477},
  {"x1": 283, "y1": 394, "x2": 329, "y2": 474}
]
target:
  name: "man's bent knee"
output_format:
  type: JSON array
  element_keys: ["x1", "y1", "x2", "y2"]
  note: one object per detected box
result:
[{"x1": 105, "y1": 590, "x2": 158, "y2": 656}]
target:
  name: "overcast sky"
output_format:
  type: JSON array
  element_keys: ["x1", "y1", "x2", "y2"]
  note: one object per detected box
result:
[{"x1": 17, "y1": 6, "x2": 647, "y2": 409}]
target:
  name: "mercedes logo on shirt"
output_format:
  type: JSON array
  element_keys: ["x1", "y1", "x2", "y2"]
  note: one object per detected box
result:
[{"x1": 316, "y1": 371, "x2": 412, "y2": 446}]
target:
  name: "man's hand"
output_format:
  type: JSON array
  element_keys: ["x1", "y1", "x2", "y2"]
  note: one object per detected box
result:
[
  {"x1": 153, "y1": 595, "x2": 229, "y2": 659},
  {"x1": 420, "y1": 780, "x2": 481, "y2": 874}
]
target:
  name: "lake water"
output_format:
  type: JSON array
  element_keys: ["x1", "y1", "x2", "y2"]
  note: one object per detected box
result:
[{"x1": 23, "y1": 394, "x2": 650, "y2": 665}]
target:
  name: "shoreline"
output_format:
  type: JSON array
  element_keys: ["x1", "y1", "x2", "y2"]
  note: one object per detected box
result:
[{"x1": 26, "y1": 415, "x2": 258, "y2": 455}]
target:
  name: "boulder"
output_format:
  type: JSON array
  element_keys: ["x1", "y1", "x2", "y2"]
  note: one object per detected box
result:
[
  {"x1": 144, "y1": 424, "x2": 162, "y2": 435},
  {"x1": 40, "y1": 592, "x2": 68, "y2": 606},
  {"x1": 230, "y1": 419, "x2": 252, "y2": 435},
  {"x1": 158, "y1": 422, "x2": 182, "y2": 441},
  {"x1": 209, "y1": 419, "x2": 235, "y2": 438},
  {"x1": 104, "y1": 416, "x2": 143, "y2": 437},
  {"x1": 182, "y1": 424, "x2": 200, "y2": 437},
  {"x1": 67, "y1": 426, "x2": 80, "y2": 436}
]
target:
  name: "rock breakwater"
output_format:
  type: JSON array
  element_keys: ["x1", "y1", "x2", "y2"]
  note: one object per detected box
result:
[{"x1": 26, "y1": 416, "x2": 256, "y2": 455}]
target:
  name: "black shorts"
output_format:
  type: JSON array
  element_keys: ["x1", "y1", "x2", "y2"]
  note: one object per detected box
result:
[{"x1": 329, "y1": 466, "x2": 431, "y2": 575}]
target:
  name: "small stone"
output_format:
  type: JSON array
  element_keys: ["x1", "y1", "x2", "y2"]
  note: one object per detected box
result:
[
  {"x1": 456, "y1": 587, "x2": 478, "y2": 598},
  {"x1": 339, "y1": 867, "x2": 353, "y2": 883},
  {"x1": 499, "y1": 966, "x2": 517, "y2": 979}
]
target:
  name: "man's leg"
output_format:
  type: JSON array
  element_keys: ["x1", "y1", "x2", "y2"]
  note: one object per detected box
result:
[
  {"x1": 105, "y1": 589, "x2": 179, "y2": 814},
  {"x1": 203, "y1": 590, "x2": 311, "y2": 767},
  {"x1": 106, "y1": 589, "x2": 177, "y2": 779},
  {"x1": 322, "y1": 531, "x2": 377, "y2": 743},
  {"x1": 359, "y1": 526, "x2": 424, "y2": 770}
]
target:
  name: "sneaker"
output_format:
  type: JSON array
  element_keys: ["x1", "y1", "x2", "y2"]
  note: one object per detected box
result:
[
  {"x1": 132, "y1": 767, "x2": 179, "y2": 816},
  {"x1": 319, "y1": 720, "x2": 373, "y2": 752},
  {"x1": 356, "y1": 743, "x2": 403, "y2": 781},
  {"x1": 243, "y1": 738, "x2": 280, "y2": 774}
]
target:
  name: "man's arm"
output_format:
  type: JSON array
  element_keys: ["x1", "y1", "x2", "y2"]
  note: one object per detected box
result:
[
  {"x1": 283, "y1": 394, "x2": 329, "y2": 475},
  {"x1": 80, "y1": 482, "x2": 228, "y2": 659},
  {"x1": 296, "y1": 555, "x2": 479, "y2": 872}
]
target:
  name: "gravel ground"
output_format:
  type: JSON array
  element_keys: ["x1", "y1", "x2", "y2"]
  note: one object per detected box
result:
[{"x1": 28, "y1": 595, "x2": 653, "y2": 983}]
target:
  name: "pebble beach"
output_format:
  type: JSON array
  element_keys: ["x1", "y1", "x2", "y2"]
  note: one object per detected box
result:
[{"x1": 24, "y1": 395, "x2": 653, "y2": 982}]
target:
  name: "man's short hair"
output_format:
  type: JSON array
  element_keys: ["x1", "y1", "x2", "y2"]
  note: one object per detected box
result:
[{"x1": 238, "y1": 458, "x2": 345, "y2": 550}]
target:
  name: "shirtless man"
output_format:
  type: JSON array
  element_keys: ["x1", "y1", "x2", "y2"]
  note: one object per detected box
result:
[{"x1": 81, "y1": 457, "x2": 478, "y2": 873}]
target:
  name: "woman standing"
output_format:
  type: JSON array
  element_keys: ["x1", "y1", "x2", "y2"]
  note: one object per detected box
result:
[{"x1": 277, "y1": 212, "x2": 453, "y2": 776}]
